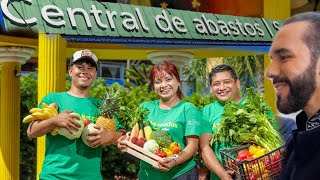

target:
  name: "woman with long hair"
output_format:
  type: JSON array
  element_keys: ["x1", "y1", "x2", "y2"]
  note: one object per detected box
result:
[{"x1": 119, "y1": 61, "x2": 202, "y2": 180}]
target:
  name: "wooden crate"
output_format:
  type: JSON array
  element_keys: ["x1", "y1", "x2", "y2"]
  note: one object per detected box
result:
[{"x1": 124, "y1": 140, "x2": 162, "y2": 167}]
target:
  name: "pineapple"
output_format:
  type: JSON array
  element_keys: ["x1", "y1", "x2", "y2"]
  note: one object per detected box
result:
[{"x1": 96, "y1": 88, "x2": 121, "y2": 132}]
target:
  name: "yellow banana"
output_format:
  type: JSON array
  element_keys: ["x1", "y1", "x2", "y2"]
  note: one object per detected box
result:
[
  {"x1": 45, "y1": 106, "x2": 58, "y2": 115},
  {"x1": 42, "y1": 102, "x2": 48, "y2": 108},
  {"x1": 51, "y1": 128, "x2": 59, "y2": 136},
  {"x1": 31, "y1": 112, "x2": 45, "y2": 120},
  {"x1": 43, "y1": 108, "x2": 54, "y2": 117},
  {"x1": 23, "y1": 114, "x2": 37, "y2": 123},
  {"x1": 43, "y1": 109, "x2": 54, "y2": 119},
  {"x1": 29, "y1": 108, "x2": 43, "y2": 114}
]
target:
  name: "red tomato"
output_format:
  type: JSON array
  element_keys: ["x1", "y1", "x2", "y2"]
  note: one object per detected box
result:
[
  {"x1": 237, "y1": 150, "x2": 253, "y2": 161},
  {"x1": 83, "y1": 118, "x2": 90, "y2": 126}
]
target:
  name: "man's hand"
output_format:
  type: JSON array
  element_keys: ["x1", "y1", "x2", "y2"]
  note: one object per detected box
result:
[
  {"x1": 87, "y1": 125, "x2": 114, "y2": 148},
  {"x1": 226, "y1": 170, "x2": 235, "y2": 179},
  {"x1": 155, "y1": 157, "x2": 177, "y2": 172},
  {"x1": 53, "y1": 110, "x2": 81, "y2": 134},
  {"x1": 117, "y1": 135, "x2": 129, "y2": 152}
]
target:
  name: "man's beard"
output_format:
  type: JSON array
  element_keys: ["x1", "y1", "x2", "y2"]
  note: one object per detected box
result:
[
  {"x1": 276, "y1": 64, "x2": 316, "y2": 114},
  {"x1": 79, "y1": 84, "x2": 89, "y2": 90},
  {"x1": 80, "y1": 86, "x2": 89, "y2": 90}
]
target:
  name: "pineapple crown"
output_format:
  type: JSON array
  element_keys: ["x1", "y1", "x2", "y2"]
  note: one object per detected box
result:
[{"x1": 99, "y1": 88, "x2": 121, "y2": 118}]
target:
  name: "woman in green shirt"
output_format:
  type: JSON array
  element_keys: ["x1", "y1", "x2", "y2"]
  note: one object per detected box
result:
[{"x1": 119, "y1": 61, "x2": 202, "y2": 180}]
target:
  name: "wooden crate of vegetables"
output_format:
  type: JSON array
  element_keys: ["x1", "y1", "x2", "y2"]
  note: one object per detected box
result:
[
  {"x1": 123, "y1": 107, "x2": 180, "y2": 166},
  {"x1": 221, "y1": 144, "x2": 286, "y2": 180},
  {"x1": 211, "y1": 88, "x2": 286, "y2": 180}
]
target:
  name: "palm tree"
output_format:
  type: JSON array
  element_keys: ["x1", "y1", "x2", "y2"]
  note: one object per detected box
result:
[
  {"x1": 182, "y1": 58, "x2": 208, "y2": 95},
  {"x1": 223, "y1": 54, "x2": 264, "y2": 94},
  {"x1": 124, "y1": 62, "x2": 152, "y2": 88}
]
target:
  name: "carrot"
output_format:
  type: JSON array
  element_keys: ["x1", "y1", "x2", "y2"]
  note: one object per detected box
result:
[{"x1": 129, "y1": 123, "x2": 139, "y2": 141}]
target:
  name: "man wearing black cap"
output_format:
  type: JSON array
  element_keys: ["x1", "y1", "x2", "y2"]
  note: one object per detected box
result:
[{"x1": 27, "y1": 49, "x2": 125, "y2": 180}]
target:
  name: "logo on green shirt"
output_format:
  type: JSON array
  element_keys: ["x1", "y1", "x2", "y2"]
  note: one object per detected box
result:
[{"x1": 150, "y1": 121, "x2": 178, "y2": 128}]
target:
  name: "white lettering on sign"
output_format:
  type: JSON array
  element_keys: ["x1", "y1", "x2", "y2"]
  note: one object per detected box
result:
[
  {"x1": 202, "y1": 14, "x2": 219, "y2": 35},
  {"x1": 155, "y1": 10, "x2": 173, "y2": 32},
  {"x1": 228, "y1": 21, "x2": 240, "y2": 35},
  {"x1": 106, "y1": 10, "x2": 117, "y2": 30},
  {"x1": 254, "y1": 23, "x2": 264, "y2": 36},
  {"x1": 155, "y1": 10, "x2": 186, "y2": 33},
  {"x1": 0, "y1": 0, "x2": 281, "y2": 39},
  {"x1": 42, "y1": 5, "x2": 65, "y2": 27},
  {"x1": 192, "y1": 14, "x2": 267, "y2": 38},
  {"x1": 67, "y1": 7, "x2": 92, "y2": 29},
  {"x1": 218, "y1": 20, "x2": 231, "y2": 35},
  {"x1": 121, "y1": 11, "x2": 139, "y2": 31},
  {"x1": 244, "y1": 22, "x2": 256, "y2": 36},
  {"x1": 1, "y1": 0, "x2": 37, "y2": 25},
  {"x1": 193, "y1": 17, "x2": 207, "y2": 34},
  {"x1": 135, "y1": 8, "x2": 149, "y2": 32},
  {"x1": 172, "y1": 16, "x2": 187, "y2": 33},
  {"x1": 273, "y1": 21, "x2": 280, "y2": 31},
  {"x1": 234, "y1": 19, "x2": 247, "y2": 36},
  {"x1": 90, "y1": 5, "x2": 108, "y2": 29}
]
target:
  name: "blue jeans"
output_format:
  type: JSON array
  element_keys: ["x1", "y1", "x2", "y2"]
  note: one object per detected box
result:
[{"x1": 174, "y1": 167, "x2": 198, "y2": 180}]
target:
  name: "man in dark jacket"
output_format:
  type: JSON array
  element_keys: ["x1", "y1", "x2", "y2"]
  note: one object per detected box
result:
[{"x1": 266, "y1": 12, "x2": 320, "y2": 179}]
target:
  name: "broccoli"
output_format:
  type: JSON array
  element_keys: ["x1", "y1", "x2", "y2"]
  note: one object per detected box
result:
[{"x1": 151, "y1": 130, "x2": 172, "y2": 148}]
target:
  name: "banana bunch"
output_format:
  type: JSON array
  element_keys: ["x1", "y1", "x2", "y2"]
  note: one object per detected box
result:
[
  {"x1": 22, "y1": 102, "x2": 59, "y2": 135},
  {"x1": 23, "y1": 102, "x2": 58, "y2": 123},
  {"x1": 22, "y1": 102, "x2": 59, "y2": 136}
]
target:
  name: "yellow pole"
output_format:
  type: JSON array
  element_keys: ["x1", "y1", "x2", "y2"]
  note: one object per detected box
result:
[
  {"x1": 37, "y1": 34, "x2": 66, "y2": 179},
  {"x1": 263, "y1": 0, "x2": 290, "y2": 114},
  {"x1": 0, "y1": 62, "x2": 21, "y2": 180},
  {"x1": 0, "y1": 46, "x2": 34, "y2": 180}
]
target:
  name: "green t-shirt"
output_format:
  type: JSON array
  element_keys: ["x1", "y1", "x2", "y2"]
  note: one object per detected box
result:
[
  {"x1": 39, "y1": 92, "x2": 124, "y2": 180},
  {"x1": 138, "y1": 100, "x2": 202, "y2": 180},
  {"x1": 201, "y1": 97, "x2": 276, "y2": 180}
]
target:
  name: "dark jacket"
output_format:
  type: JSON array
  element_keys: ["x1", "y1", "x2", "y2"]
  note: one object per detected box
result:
[{"x1": 280, "y1": 110, "x2": 320, "y2": 180}]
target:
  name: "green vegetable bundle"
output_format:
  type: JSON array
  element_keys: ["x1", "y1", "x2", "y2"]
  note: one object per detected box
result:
[
  {"x1": 211, "y1": 88, "x2": 284, "y2": 151},
  {"x1": 151, "y1": 130, "x2": 173, "y2": 148}
]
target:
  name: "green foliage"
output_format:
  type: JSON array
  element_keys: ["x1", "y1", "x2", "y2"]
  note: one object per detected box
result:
[
  {"x1": 123, "y1": 107, "x2": 149, "y2": 129},
  {"x1": 182, "y1": 59, "x2": 208, "y2": 95},
  {"x1": 20, "y1": 72, "x2": 38, "y2": 110},
  {"x1": 90, "y1": 79, "x2": 125, "y2": 99},
  {"x1": 184, "y1": 92, "x2": 215, "y2": 109},
  {"x1": 117, "y1": 84, "x2": 158, "y2": 128},
  {"x1": 212, "y1": 88, "x2": 283, "y2": 151},
  {"x1": 125, "y1": 63, "x2": 152, "y2": 88},
  {"x1": 101, "y1": 145, "x2": 140, "y2": 179},
  {"x1": 20, "y1": 72, "x2": 37, "y2": 180}
]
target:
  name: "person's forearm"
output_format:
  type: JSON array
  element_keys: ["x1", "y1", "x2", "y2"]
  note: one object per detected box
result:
[
  {"x1": 202, "y1": 146, "x2": 229, "y2": 179},
  {"x1": 174, "y1": 139, "x2": 198, "y2": 166},
  {"x1": 27, "y1": 118, "x2": 57, "y2": 138}
]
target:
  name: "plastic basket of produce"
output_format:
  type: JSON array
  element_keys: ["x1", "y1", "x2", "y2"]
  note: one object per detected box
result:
[{"x1": 220, "y1": 144, "x2": 286, "y2": 180}]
